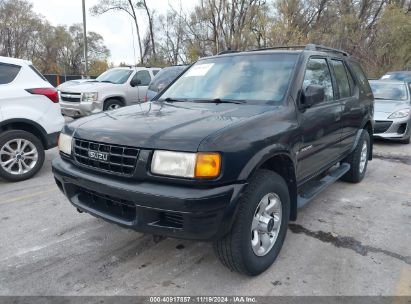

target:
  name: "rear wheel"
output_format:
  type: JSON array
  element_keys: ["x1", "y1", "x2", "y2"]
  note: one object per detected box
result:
[
  {"x1": 341, "y1": 131, "x2": 370, "y2": 183},
  {"x1": 0, "y1": 130, "x2": 45, "y2": 182},
  {"x1": 104, "y1": 99, "x2": 123, "y2": 111},
  {"x1": 213, "y1": 170, "x2": 290, "y2": 276}
]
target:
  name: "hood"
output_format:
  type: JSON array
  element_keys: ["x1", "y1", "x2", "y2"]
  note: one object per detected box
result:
[
  {"x1": 71, "y1": 102, "x2": 272, "y2": 151},
  {"x1": 60, "y1": 81, "x2": 116, "y2": 93},
  {"x1": 374, "y1": 99, "x2": 410, "y2": 114}
]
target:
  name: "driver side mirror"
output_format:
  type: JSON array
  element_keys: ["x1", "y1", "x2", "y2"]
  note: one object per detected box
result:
[
  {"x1": 130, "y1": 79, "x2": 141, "y2": 87},
  {"x1": 301, "y1": 85, "x2": 325, "y2": 109}
]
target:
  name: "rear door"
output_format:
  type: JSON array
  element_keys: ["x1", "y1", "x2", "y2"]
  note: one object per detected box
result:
[
  {"x1": 127, "y1": 70, "x2": 153, "y2": 104},
  {"x1": 330, "y1": 59, "x2": 362, "y2": 154},
  {"x1": 297, "y1": 57, "x2": 343, "y2": 181},
  {"x1": 135, "y1": 70, "x2": 152, "y2": 103}
]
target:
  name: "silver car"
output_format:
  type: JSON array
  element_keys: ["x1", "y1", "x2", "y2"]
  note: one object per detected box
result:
[
  {"x1": 370, "y1": 80, "x2": 411, "y2": 144},
  {"x1": 60, "y1": 67, "x2": 160, "y2": 117}
]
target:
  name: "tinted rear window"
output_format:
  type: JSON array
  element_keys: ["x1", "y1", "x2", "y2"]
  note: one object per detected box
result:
[
  {"x1": 0, "y1": 63, "x2": 21, "y2": 84},
  {"x1": 349, "y1": 61, "x2": 372, "y2": 95}
]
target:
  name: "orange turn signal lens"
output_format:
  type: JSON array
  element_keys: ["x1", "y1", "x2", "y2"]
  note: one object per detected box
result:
[{"x1": 195, "y1": 153, "x2": 221, "y2": 178}]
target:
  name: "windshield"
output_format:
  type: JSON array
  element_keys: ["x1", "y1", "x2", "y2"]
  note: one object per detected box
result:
[
  {"x1": 96, "y1": 69, "x2": 132, "y2": 84},
  {"x1": 148, "y1": 66, "x2": 187, "y2": 92},
  {"x1": 381, "y1": 73, "x2": 411, "y2": 81},
  {"x1": 159, "y1": 54, "x2": 297, "y2": 103},
  {"x1": 370, "y1": 82, "x2": 408, "y2": 101}
]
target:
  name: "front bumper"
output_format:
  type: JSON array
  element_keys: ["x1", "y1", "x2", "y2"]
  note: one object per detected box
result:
[
  {"x1": 60, "y1": 100, "x2": 103, "y2": 117},
  {"x1": 52, "y1": 157, "x2": 246, "y2": 240},
  {"x1": 373, "y1": 115, "x2": 411, "y2": 141}
]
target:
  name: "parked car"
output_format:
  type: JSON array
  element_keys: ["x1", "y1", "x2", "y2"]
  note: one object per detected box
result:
[
  {"x1": 52, "y1": 44, "x2": 373, "y2": 276},
  {"x1": 0, "y1": 56, "x2": 64, "y2": 182},
  {"x1": 145, "y1": 65, "x2": 188, "y2": 101},
  {"x1": 59, "y1": 67, "x2": 161, "y2": 117},
  {"x1": 56, "y1": 79, "x2": 93, "y2": 91},
  {"x1": 381, "y1": 71, "x2": 411, "y2": 82},
  {"x1": 369, "y1": 80, "x2": 411, "y2": 143}
]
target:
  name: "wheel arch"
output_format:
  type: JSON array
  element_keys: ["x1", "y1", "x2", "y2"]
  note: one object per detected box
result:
[
  {"x1": 0, "y1": 119, "x2": 48, "y2": 149},
  {"x1": 254, "y1": 153, "x2": 298, "y2": 221},
  {"x1": 362, "y1": 120, "x2": 373, "y2": 160},
  {"x1": 103, "y1": 96, "x2": 126, "y2": 108}
]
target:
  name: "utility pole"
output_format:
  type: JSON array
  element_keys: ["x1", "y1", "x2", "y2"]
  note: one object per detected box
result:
[{"x1": 82, "y1": 0, "x2": 89, "y2": 78}]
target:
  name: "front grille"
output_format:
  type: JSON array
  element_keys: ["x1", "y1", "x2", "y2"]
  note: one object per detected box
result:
[
  {"x1": 61, "y1": 92, "x2": 81, "y2": 102},
  {"x1": 374, "y1": 121, "x2": 392, "y2": 134},
  {"x1": 73, "y1": 138, "x2": 139, "y2": 176},
  {"x1": 77, "y1": 187, "x2": 136, "y2": 222}
]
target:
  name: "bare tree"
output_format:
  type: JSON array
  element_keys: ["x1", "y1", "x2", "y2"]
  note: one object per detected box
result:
[{"x1": 91, "y1": 0, "x2": 143, "y2": 64}]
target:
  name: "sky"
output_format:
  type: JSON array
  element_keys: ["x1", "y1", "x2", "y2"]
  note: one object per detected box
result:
[{"x1": 30, "y1": 0, "x2": 197, "y2": 65}]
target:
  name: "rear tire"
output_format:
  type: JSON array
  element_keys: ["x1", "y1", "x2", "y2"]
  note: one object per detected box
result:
[
  {"x1": 0, "y1": 130, "x2": 45, "y2": 182},
  {"x1": 213, "y1": 170, "x2": 290, "y2": 276},
  {"x1": 103, "y1": 99, "x2": 123, "y2": 111},
  {"x1": 341, "y1": 131, "x2": 370, "y2": 183}
]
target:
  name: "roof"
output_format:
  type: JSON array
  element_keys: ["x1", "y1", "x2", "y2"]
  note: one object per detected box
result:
[
  {"x1": 112, "y1": 66, "x2": 161, "y2": 71},
  {"x1": 215, "y1": 44, "x2": 349, "y2": 58},
  {"x1": 0, "y1": 56, "x2": 32, "y2": 66}
]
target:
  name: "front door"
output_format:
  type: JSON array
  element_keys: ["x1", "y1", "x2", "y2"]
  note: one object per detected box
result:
[{"x1": 297, "y1": 57, "x2": 343, "y2": 182}]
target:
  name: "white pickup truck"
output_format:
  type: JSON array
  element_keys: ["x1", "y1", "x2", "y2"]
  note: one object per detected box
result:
[{"x1": 59, "y1": 67, "x2": 160, "y2": 117}]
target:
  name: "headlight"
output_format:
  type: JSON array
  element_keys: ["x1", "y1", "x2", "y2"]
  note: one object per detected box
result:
[
  {"x1": 388, "y1": 108, "x2": 410, "y2": 119},
  {"x1": 81, "y1": 92, "x2": 98, "y2": 102},
  {"x1": 151, "y1": 151, "x2": 221, "y2": 178},
  {"x1": 58, "y1": 133, "x2": 73, "y2": 155}
]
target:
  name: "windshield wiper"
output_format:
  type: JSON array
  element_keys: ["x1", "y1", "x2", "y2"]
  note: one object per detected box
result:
[
  {"x1": 100, "y1": 80, "x2": 115, "y2": 83},
  {"x1": 191, "y1": 98, "x2": 246, "y2": 104},
  {"x1": 162, "y1": 97, "x2": 187, "y2": 103}
]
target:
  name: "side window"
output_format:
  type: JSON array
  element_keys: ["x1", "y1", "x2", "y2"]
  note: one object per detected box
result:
[
  {"x1": 132, "y1": 70, "x2": 151, "y2": 86},
  {"x1": 345, "y1": 65, "x2": 355, "y2": 94},
  {"x1": 331, "y1": 60, "x2": 351, "y2": 98},
  {"x1": 152, "y1": 69, "x2": 160, "y2": 76},
  {"x1": 349, "y1": 61, "x2": 372, "y2": 95},
  {"x1": 303, "y1": 58, "x2": 334, "y2": 102},
  {"x1": 0, "y1": 63, "x2": 21, "y2": 84}
]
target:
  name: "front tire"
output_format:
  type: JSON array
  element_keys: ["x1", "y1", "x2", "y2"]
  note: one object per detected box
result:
[
  {"x1": 0, "y1": 130, "x2": 45, "y2": 182},
  {"x1": 341, "y1": 130, "x2": 370, "y2": 183},
  {"x1": 103, "y1": 99, "x2": 123, "y2": 111},
  {"x1": 213, "y1": 170, "x2": 290, "y2": 276}
]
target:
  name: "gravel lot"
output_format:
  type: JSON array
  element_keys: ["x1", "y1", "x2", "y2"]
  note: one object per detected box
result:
[{"x1": 0, "y1": 140, "x2": 410, "y2": 296}]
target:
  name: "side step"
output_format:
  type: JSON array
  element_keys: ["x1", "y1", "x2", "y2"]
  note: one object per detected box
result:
[{"x1": 297, "y1": 163, "x2": 350, "y2": 208}]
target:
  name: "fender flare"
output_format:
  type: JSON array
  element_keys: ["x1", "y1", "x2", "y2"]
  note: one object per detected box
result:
[{"x1": 0, "y1": 118, "x2": 49, "y2": 148}]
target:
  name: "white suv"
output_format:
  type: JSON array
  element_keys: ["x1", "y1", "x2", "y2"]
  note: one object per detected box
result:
[
  {"x1": 59, "y1": 67, "x2": 161, "y2": 117},
  {"x1": 0, "y1": 56, "x2": 65, "y2": 182}
]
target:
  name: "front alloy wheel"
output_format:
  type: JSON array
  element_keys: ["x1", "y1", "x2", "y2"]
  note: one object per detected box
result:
[{"x1": 251, "y1": 193, "x2": 282, "y2": 256}]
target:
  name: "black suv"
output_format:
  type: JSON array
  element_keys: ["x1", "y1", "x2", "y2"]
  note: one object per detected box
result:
[{"x1": 53, "y1": 44, "x2": 374, "y2": 276}]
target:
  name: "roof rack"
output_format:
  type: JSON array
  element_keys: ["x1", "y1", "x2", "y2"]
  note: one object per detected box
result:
[
  {"x1": 304, "y1": 44, "x2": 349, "y2": 56},
  {"x1": 218, "y1": 49, "x2": 239, "y2": 55},
  {"x1": 250, "y1": 44, "x2": 349, "y2": 56}
]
